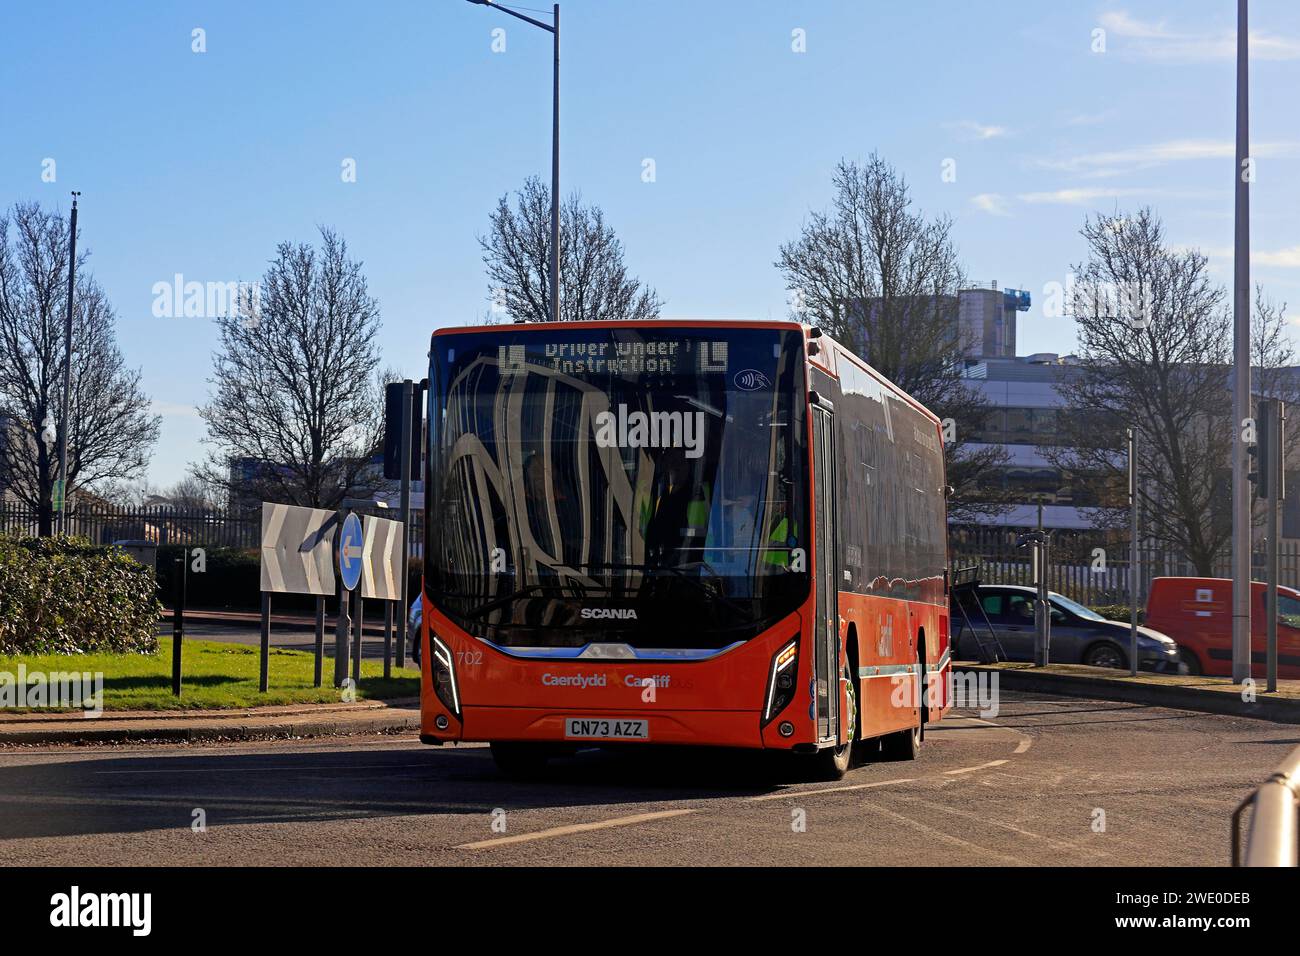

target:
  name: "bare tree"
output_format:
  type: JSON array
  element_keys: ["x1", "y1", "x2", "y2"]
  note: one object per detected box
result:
[
  {"x1": 0, "y1": 201, "x2": 160, "y2": 534},
  {"x1": 98, "y1": 479, "x2": 158, "y2": 507},
  {"x1": 166, "y1": 474, "x2": 224, "y2": 511},
  {"x1": 1043, "y1": 208, "x2": 1230, "y2": 574},
  {"x1": 1253, "y1": 285, "x2": 1295, "y2": 404},
  {"x1": 481, "y1": 177, "x2": 662, "y2": 323},
  {"x1": 1250, "y1": 285, "x2": 1297, "y2": 526},
  {"x1": 775, "y1": 154, "x2": 1010, "y2": 520},
  {"x1": 195, "y1": 227, "x2": 383, "y2": 511}
]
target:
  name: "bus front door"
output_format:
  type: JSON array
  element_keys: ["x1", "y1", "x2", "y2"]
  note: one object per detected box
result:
[{"x1": 812, "y1": 403, "x2": 839, "y2": 744}]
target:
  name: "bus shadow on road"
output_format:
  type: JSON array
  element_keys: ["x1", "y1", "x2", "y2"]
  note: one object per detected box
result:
[
  {"x1": 504, "y1": 743, "x2": 860, "y2": 792},
  {"x1": 0, "y1": 739, "x2": 883, "y2": 842}
]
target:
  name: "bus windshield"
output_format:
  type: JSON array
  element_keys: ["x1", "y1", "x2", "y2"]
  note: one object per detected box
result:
[{"x1": 426, "y1": 325, "x2": 810, "y2": 651}]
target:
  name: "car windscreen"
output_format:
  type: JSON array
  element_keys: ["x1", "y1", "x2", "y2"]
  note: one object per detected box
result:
[{"x1": 1050, "y1": 592, "x2": 1105, "y2": 621}]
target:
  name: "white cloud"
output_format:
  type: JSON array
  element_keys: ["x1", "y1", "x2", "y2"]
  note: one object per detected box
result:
[
  {"x1": 1017, "y1": 186, "x2": 1151, "y2": 205},
  {"x1": 1100, "y1": 11, "x2": 1171, "y2": 41},
  {"x1": 1258, "y1": 247, "x2": 1300, "y2": 269},
  {"x1": 1099, "y1": 10, "x2": 1300, "y2": 61},
  {"x1": 1035, "y1": 139, "x2": 1300, "y2": 178},
  {"x1": 970, "y1": 193, "x2": 1012, "y2": 216},
  {"x1": 1194, "y1": 244, "x2": 1300, "y2": 269},
  {"x1": 946, "y1": 119, "x2": 1009, "y2": 140}
]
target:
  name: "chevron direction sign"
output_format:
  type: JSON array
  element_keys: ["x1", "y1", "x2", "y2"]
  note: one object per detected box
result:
[
  {"x1": 259, "y1": 503, "x2": 337, "y2": 596},
  {"x1": 360, "y1": 514, "x2": 405, "y2": 601}
]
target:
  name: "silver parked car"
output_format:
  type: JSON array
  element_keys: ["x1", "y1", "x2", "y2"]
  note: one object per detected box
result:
[{"x1": 952, "y1": 584, "x2": 1183, "y2": 673}]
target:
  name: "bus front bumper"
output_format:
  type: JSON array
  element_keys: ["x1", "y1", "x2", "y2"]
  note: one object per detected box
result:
[{"x1": 423, "y1": 706, "x2": 771, "y2": 750}]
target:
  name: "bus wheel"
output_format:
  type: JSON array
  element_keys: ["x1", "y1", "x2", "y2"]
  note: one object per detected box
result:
[
  {"x1": 880, "y1": 721, "x2": 920, "y2": 761},
  {"x1": 810, "y1": 665, "x2": 856, "y2": 781},
  {"x1": 490, "y1": 742, "x2": 549, "y2": 778},
  {"x1": 881, "y1": 650, "x2": 924, "y2": 761}
]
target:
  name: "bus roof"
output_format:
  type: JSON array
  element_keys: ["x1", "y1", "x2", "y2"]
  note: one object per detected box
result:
[{"x1": 431, "y1": 318, "x2": 807, "y2": 336}]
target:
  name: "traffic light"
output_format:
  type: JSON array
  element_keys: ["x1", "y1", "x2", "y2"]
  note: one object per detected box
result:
[
  {"x1": 383, "y1": 381, "x2": 423, "y2": 481},
  {"x1": 1248, "y1": 417, "x2": 1265, "y2": 497},
  {"x1": 1251, "y1": 399, "x2": 1287, "y2": 501}
]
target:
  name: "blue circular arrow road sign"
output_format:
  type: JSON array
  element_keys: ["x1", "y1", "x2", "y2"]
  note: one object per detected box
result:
[{"x1": 338, "y1": 513, "x2": 364, "y2": 592}]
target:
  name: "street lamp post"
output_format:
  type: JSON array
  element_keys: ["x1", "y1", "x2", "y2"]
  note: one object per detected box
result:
[
  {"x1": 57, "y1": 192, "x2": 80, "y2": 536},
  {"x1": 468, "y1": 0, "x2": 560, "y2": 323},
  {"x1": 1231, "y1": 0, "x2": 1251, "y2": 684}
]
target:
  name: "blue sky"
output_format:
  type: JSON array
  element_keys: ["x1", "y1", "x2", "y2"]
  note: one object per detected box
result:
[{"x1": 3, "y1": 0, "x2": 1299, "y2": 488}]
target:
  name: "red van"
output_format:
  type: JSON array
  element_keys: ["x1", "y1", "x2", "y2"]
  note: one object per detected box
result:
[{"x1": 1144, "y1": 577, "x2": 1300, "y2": 678}]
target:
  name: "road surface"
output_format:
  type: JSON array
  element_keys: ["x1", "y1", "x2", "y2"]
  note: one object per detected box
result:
[{"x1": 1, "y1": 690, "x2": 1291, "y2": 866}]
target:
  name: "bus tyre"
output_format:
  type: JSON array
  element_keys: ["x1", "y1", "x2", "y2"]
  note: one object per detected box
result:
[
  {"x1": 810, "y1": 665, "x2": 856, "y2": 781},
  {"x1": 882, "y1": 649, "x2": 925, "y2": 761},
  {"x1": 490, "y1": 742, "x2": 549, "y2": 778},
  {"x1": 880, "y1": 721, "x2": 920, "y2": 761}
]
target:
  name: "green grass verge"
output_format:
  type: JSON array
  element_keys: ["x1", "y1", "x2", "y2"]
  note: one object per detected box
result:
[{"x1": 0, "y1": 639, "x2": 420, "y2": 711}]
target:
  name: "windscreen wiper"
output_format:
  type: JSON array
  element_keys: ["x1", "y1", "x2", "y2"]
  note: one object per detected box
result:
[
  {"x1": 578, "y1": 561, "x2": 751, "y2": 620},
  {"x1": 460, "y1": 583, "x2": 550, "y2": 619},
  {"x1": 461, "y1": 578, "x2": 617, "y2": 619}
]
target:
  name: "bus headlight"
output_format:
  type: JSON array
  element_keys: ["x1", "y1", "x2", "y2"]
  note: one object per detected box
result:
[
  {"x1": 431, "y1": 636, "x2": 461, "y2": 717},
  {"x1": 763, "y1": 639, "x2": 799, "y2": 725}
]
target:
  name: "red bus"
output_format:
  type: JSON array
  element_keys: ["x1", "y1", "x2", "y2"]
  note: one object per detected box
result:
[{"x1": 415, "y1": 320, "x2": 951, "y2": 779}]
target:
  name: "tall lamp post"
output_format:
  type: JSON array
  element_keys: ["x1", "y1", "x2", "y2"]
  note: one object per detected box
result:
[
  {"x1": 467, "y1": 0, "x2": 560, "y2": 323},
  {"x1": 57, "y1": 192, "x2": 80, "y2": 536},
  {"x1": 1231, "y1": 0, "x2": 1251, "y2": 683}
]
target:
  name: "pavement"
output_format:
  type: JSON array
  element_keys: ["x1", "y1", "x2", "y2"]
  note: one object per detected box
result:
[
  {"x1": 0, "y1": 688, "x2": 1291, "y2": 866},
  {"x1": 0, "y1": 699, "x2": 420, "y2": 746},
  {"x1": 961, "y1": 660, "x2": 1300, "y2": 723}
]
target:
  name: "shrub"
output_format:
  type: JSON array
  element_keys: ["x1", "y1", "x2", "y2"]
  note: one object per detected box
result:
[
  {"x1": 0, "y1": 535, "x2": 161, "y2": 655},
  {"x1": 1090, "y1": 604, "x2": 1145, "y2": 624}
]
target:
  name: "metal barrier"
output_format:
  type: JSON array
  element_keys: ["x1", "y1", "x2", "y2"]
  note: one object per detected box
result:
[{"x1": 1232, "y1": 744, "x2": 1300, "y2": 866}]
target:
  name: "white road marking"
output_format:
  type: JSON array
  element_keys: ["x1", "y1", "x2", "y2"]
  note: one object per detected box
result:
[
  {"x1": 747, "y1": 778, "x2": 914, "y2": 802},
  {"x1": 962, "y1": 715, "x2": 1034, "y2": 754},
  {"x1": 456, "y1": 809, "x2": 696, "y2": 850},
  {"x1": 858, "y1": 800, "x2": 1029, "y2": 865},
  {"x1": 889, "y1": 791, "x2": 1111, "y2": 861},
  {"x1": 944, "y1": 759, "x2": 1008, "y2": 775}
]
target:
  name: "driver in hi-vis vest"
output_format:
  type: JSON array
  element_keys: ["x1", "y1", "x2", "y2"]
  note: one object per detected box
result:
[
  {"x1": 642, "y1": 453, "x2": 710, "y2": 559},
  {"x1": 762, "y1": 497, "x2": 798, "y2": 568}
]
